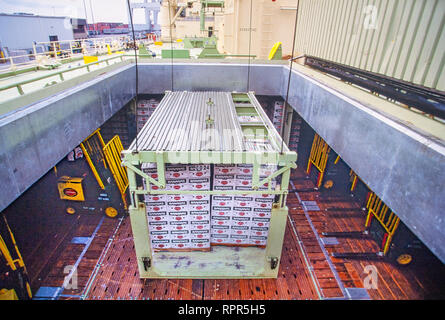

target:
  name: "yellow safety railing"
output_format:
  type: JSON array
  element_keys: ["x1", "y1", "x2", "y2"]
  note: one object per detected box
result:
[
  {"x1": 365, "y1": 192, "x2": 400, "y2": 255},
  {"x1": 349, "y1": 170, "x2": 359, "y2": 192},
  {"x1": 306, "y1": 134, "x2": 330, "y2": 188},
  {"x1": 0, "y1": 216, "x2": 32, "y2": 299},
  {"x1": 103, "y1": 135, "x2": 128, "y2": 209},
  {"x1": 80, "y1": 129, "x2": 106, "y2": 190}
]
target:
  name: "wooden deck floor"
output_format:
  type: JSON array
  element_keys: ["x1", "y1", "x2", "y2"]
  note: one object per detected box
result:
[{"x1": 29, "y1": 168, "x2": 444, "y2": 300}]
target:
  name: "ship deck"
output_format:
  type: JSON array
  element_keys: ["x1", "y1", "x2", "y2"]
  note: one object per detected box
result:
[{"x1": 28, "y1": 167, "x2": 444, "y2": 300}]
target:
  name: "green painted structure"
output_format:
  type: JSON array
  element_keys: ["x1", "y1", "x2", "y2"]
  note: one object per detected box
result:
[
  {"x1": 122, "y1": 91, "x2": 297, "y2": 278},
  {"x1": 161, "y1": 49, "x2": 191, "y2": 59}
]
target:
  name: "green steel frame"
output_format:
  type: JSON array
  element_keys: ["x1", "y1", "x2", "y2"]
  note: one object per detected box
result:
[{"x1": 122, "y1": 92, "x2": 297, "y2": 278}]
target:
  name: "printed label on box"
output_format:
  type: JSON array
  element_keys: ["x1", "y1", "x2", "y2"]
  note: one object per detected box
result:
[
  {"x1": 236, "y1": 175, "x2": 252, "y2": 187},
  {"x1": 167, "y1": 205, "x2": 188, "y2": 213},
  {"x1": 146, "y1": 200, "x2": 167, "y2": 206},
  {"x1": 254, "y1": 197, "x2": 274, "y2": 208},
  {"x1": 188, "y1": 165, "x2": 210, "y2": 177},
  {"x1": 250, "y1": 220, "x2": 270, "y2": 228},
  {"x1": 149, "y1": 230, "x2": 169, "y2": 237},
  {"x1": 214, "y1": 165, "x2": 237, "y2": 174},
  {"x1": 232, "y1": 216, "x2": 251, "y2": 224},
  {"x1": 187, "y1": 181, "x2": 210, "y2": 190},
  {"x1": 137, "y1": 101, "x2": 149, "y2": 109},
  {"x1": 189, "y1": 199, "x2": 210, "y2": 205},
  {"x1": 233, "y1": 200, "x2": 253, "y2": 208},
  {"x1": 212, "y1": 225, "x2": 231, "y2": 234},
  {"x1": 231, "y1": 225, "x2": 250, "y2": 233},
  {"x1": 249, "y1": 239, "x2": 267, "y2": 246},
  {"x1": 190, "y1": 222, "x2": 210, "y2": 231},
  {"x1": 169, "y1": 233, "x2": 189, "y2": 240},
  {"x1": 234, "y1": 195, "x2": 254, "y2": 202},
  {"x1": 170, "y1": 229, "x2": 189, "y2": 236},
  {"x1": 214, "y1": 173, "x2": 235, "y2": 180},
  {"x1": 142, "y1": 163, "x2": 157, "y2": 173},
  {"x1": 258, "y1": 180, "x2": 277, "y2": 190},
  {"x1": 189, "y1": 210, "x2": 210, "y2": 216},
  {"x1": 214, "y1": 185, "x2": 234, "y2": 191},
  {"x1": 166, "y1": 178, "x2": 187, "y2": 185},
  {"x1": 212, "y1": 207, "x2": 232, "y2": 217},
  {"x1": 170, "y1": 239, "x2": 189, "y2": 249},
  {"x1": 212, "y1": 195, "x2": 233, "y2": 201},
  {"x1": 137, "y1": 116, "x2": 149, "y2": 122},
  {"x1": 147, "y1": 209, "x2": 167, "y2": 216},
  {"x1": 144, "y1": 194, "x2": 166, "y2": 202},
  {"x1": 152, "y1": 239, "x2": 170, "y2": 245},
  {"x1": 167, "y1": 200, "x2": 187, "y2": 206},
  {"x1": 190, "y1": 229, "x2": 210, "y2": 239},
  {"x1": 230, "y1": 234, "x2": 249, "y2": 240},
  {"x1": 168, "y1": 209, "x2": 188, "y2": 217},
  {"x1": 234, "y1": 185, "x2": 252, "y2": 191},
  {"x1": 188, "y1": 194, "x2": 210, "y2": 201},
  {"x1": 189, "y1": 177, "x2": 210, "y2": 184},
  {"x1": 189, "y1": 213, "x2": 210, "y2": 222},
  {"x1": 188, "y1": 164, "x2": 210, "y2": 171},
  {"x1": 211, "y1": 234, "x2": 230, "y2": 244},
  {"x1": 259, "y1": 193, "x2": 275, "y2": 199},
  {"x1": 165, "y1": 171, "x2": 188, "y2": 179},
  {"x1": 189, "y1": 205, "x2": 210, "y2": 212},
  {"x1": 211, "y1": 217, "x2": 231, "y2": 226},
  {"x1": 232, "y1": 210, "x2": 251, "y2": 218},
  {"x1": 169, "y1": 220, "x2": 189, "y2": 229},
  {"x1": 253, "y1": 207, "x2": 271, "y2": 214},
  {"x1": 165, "y1": 184, "x2": 186, "y2": 191},
  {"x1": 165, "y1": 165, "x2": 188, "y2": 172},
  {"x1": 191, "y1": 238, "x2": 210, "y2": 244},
  {"x1": 137, "y1": 109, "x2": 150, "y2": 116},
  {"x1": 250, "y1": 235, "x2": 268, "y2": 242},
  {"x1": 251, "y1": 216, "x2": 271, "y2": 223},
  {"x1": 250, "y1": 226, "x2": 269, "y2": 236},
  {"x1": 167, "y1": 194, "x2": 189, "y2": 201},
  {"x1": 146, "y1": 205, "x2": 167, "y2": 213},
  {"x1": 148, "y1": 215, "x2": 169, "y2": 223},
  {"x1": 149, "y1": 220, "x2": 170, "y2": 228},
  {"x1": 232, "y1": 206, "x2": 252, "y2": 213}
]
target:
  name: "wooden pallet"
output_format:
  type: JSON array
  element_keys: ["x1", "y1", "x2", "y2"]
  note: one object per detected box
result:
[{"x1": 84, "y1": 219, "x2": 319, "y2": 300}]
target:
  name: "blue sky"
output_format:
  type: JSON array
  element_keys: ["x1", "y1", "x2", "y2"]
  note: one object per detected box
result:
[{"x1": 0, "y1": 0, "x2": 148, "y2": 23}]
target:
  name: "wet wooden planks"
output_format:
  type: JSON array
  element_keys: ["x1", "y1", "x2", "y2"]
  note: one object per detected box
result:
[
  {"x1": 290, "y1": 167, "x2": 445, "y2": 300},
  {"x1": 86, "y1": 219, "x2": 320, "y2": 300},
  {"x1": 28, "y1": 213, "x2": 121, "y2": 299},
  {"x1": 30, "y1": 167, "x2": 444, "y2": 300}
]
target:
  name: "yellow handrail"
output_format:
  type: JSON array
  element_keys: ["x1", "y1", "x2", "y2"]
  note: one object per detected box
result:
[
  {"x1": 365, "y1": 192, "x2": 400, "y2": 255},
  {"x1": 103, "y1": 135, "x2": 128, "y2": 209},
  {"x1": 306, "y1": 134, "x2": 330, "y2": 188},
  {"x1": 0, "y1": 216, "x2": 32, "y2": 299},
  {"x1": 80, "y1": 129, "x2": 106, "y2": 190}
]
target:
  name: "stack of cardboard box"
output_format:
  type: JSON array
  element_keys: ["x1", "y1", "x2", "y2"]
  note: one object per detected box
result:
[
  {"x1": 272, "y1": 101, "x2": 284, "y2": 133},
  {"x1": 142, "y1": 163, "x2": 211, "y2": 251},
  {"x1": 288, "y1": 114, "x2": 302, "y2": 152},
  {"x1": 211, "y1": 164, "x2": 277, "y2": 247},
  {"x1": 142, "y1": 163, "x2": 277, "y2": 251},
  {"x1": 137, "y1": 99, "x2": 159, "y2": 132}
]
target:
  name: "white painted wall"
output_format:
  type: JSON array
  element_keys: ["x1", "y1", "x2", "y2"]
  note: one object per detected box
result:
[{"x1": 0, "y1": 14, "x2": 74, "y2": 51}]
